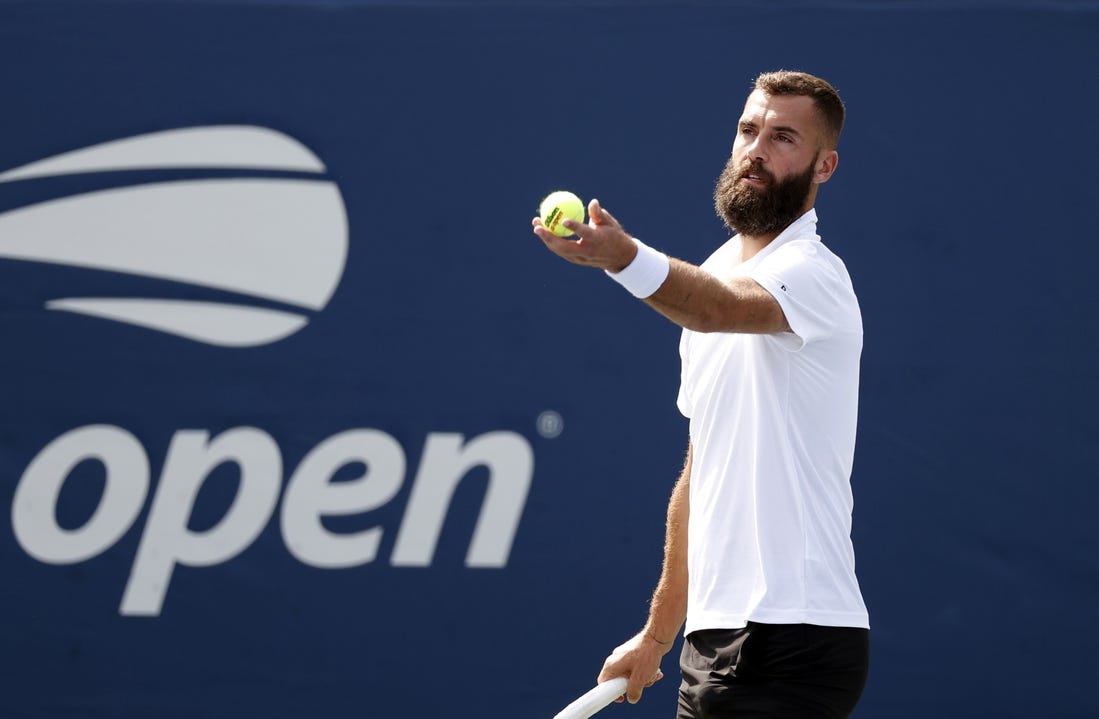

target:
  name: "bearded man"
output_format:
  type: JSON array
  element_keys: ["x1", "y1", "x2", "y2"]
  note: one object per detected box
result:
[{"x1": 532, "y1": 70, "x2": 870, "y2": 719}]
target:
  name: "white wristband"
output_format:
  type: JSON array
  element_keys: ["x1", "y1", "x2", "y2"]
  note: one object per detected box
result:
[{"x1": 605, "y1": 238, "x2": 670, "y2": 299}]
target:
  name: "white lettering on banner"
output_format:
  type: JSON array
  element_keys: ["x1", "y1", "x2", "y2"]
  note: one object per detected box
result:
[
  {"x1": 392, "y1": 432, "x2": 533, "y2": 567},
  {"x1": 12, "y1": 425, "x2": 535, "y2": 617},
  {"x1": 12, "y1": 425, "x2": 150, "y2": 563},
  {"x1": 281, "y1": 429, "x2": 406, "y2": 568},
  {"x1": 120, "y1": 428, "x2": 283, "y2": 616}
]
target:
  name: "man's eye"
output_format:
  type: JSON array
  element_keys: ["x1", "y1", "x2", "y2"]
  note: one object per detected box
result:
[{"x1": 777, "y1": 135, "x2": 792, "y2": 143}]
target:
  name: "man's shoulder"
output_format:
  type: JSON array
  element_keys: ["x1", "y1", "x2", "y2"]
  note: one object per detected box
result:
[{"x1": 765, "y1": 236, "x2": 848, "y2": 274}]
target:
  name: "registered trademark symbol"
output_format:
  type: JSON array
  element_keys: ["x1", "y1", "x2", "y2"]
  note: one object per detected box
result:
[{"x1": 536, "y1": 410, "x2": 564, "y2": 439}]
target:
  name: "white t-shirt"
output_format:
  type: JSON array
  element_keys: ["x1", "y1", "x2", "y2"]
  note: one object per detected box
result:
[{"x1": 677, "y1": 208, "x2": 869, "y2": 633}]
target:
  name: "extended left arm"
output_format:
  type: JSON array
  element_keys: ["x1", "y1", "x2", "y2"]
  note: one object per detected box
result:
[{"x1": 533, "y1": 198, "x2": 788, "y2": 334}]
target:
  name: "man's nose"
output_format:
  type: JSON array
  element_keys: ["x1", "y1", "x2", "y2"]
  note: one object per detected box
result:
[{"x1": 744, "y1": 135, "x2": 767, "y2": 163}]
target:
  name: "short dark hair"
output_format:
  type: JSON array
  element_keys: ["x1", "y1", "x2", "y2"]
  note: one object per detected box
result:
[{"x1": 753, "y1": 70, "x2": 845, "y2": 149}]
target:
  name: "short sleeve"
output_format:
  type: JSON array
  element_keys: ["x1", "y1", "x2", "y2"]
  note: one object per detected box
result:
[{"x1": 750, "y1": 241, "x2": 856, "y2": 351}]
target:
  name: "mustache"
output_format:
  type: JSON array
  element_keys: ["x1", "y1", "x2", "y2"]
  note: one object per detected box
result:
[{"x1": 735, "y1": 160, "x2": 774, "y2": 184}]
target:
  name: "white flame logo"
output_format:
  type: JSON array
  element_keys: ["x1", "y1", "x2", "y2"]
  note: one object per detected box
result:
[{"x1": 0, "y1": 125, "x2": 348, "y2": 347}]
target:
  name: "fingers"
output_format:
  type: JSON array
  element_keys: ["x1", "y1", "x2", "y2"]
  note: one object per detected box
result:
[
  {"x1": 597, "y1": 667, "x2": 663, "y2": 706},
  {"x1": 560, "y1": 207, "x2": 611, "y2": 241},
  {"x1": 532, "y1": 213, "x2": 585, "y2": 238},
  {"x1": 588, "y1": 198, "x2": 622, "y2": 230},
  {"x1": 588, "y1": 198, "x2": 603, "y2": 225},
  {"x1": 533, "y1": 215, "x2": 580, "y2": 243},
  {"x1": 532, "y1": 218, "x2": 601, "y2": 267},
  {"x1": 532, "y1": 197, "x2": 618, "y2": 239},
  {"x1": 531, "y1": 198, "x2": 628, "y2": 269},
  {"x1": 625, "y1": 669, "x2": 664, "y2": 704},
  {"x1": 626, "y1": 675, "x2": 644, "y2": 704},
  {"x1": 596, "y1": 665, "x2": 626, "y2": 704},
  {"x1": 533, "y1": 221, "x2": 582, "y2": 259},
  {"x1": 598, "y1": 206, "x2": 622, "y2": 229}
]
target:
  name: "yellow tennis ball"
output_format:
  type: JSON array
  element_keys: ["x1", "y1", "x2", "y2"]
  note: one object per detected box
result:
[{"x1": 539, "y1": 190, "x2": 585, "y2": 237}]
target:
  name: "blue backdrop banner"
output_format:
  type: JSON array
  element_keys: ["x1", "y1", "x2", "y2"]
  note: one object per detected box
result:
[{"x1": 1, "y1": 2, "x2": 1096, "y2": 717}]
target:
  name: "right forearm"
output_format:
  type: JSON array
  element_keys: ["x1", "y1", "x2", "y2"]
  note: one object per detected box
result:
[
  {"x1": 643, "y1": 444, "x2": 691, "y2": 646},
  {"x1": 640, "y1": 258, "x2": 790, "y2": 335},
  {"x1": 597, "y1": 446, "x2": 691, "y2": 701}
]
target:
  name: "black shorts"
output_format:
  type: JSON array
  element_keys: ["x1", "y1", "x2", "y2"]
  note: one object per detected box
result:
[{"x1": 676, "y1": 623, "x2": 870, "y2": 719}]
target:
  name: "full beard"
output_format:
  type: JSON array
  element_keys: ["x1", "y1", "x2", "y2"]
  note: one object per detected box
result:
[{"x1": 713, "y1": 155, "x2": 817, "y2": 237}]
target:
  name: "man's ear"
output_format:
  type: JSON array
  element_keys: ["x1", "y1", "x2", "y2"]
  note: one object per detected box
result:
[{"x1": 814, "y1": 149, "x2": 839, "y2": 185}]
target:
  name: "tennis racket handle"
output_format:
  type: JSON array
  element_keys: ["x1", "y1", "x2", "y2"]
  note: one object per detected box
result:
[{"x1": 553, "y1": 677, "x2": 629, "y2": 719}]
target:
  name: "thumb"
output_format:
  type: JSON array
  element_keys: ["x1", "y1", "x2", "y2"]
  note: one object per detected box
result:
[
  {"x1": 587, "y1": 198, "x2": 603, "y2": 224},
  {"x1": 626, "y1": 673, "x2": 646, "y2": 704},
  {"x1": 589, "y1": 198, "x2": 621, "y2": 229}
]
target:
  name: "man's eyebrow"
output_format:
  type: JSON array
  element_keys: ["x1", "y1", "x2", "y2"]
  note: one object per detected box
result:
[
  {"x1": 738, "y1": 120, "x2": 804, "y2": 138},
  {"x1": 772, "y1": 125, "x2": 803, "y2": 137}
]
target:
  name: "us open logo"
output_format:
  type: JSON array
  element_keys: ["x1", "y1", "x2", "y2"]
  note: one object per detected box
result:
[{"x1": 0, "y1": 125, "x2": 348, "y2": 346}]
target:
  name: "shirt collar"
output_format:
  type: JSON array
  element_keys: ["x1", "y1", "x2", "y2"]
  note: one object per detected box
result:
[{"x1": 737, "y1": 208, "x2": 819, "y2": 269}]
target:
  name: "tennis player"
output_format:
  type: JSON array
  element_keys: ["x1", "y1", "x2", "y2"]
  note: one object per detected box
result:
[{"x1": 533, "y1": 70, "x2": 870, "y2": 718}]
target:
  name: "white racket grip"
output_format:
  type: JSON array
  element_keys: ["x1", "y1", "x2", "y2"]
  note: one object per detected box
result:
[{"x1": 552, "y1": 677, "x2": 629, "y2": 719}]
